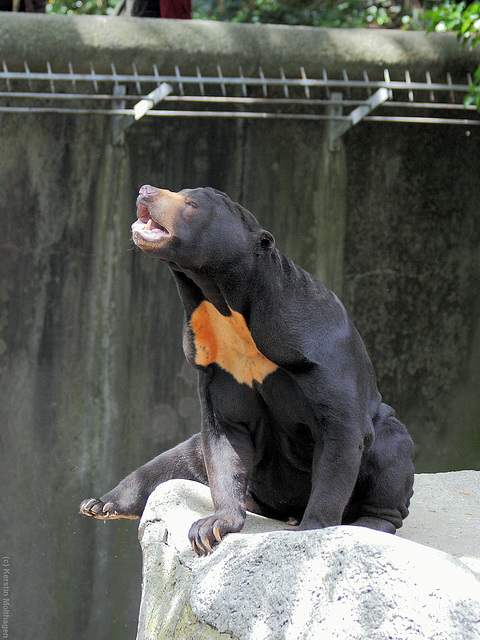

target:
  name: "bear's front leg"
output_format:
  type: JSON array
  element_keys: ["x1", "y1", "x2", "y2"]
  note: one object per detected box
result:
[
  {"x1": 188, "y1": 412, "x2": 254, "y2": 556},
  {"x1": 299, "y1": 426, "x2": 364, "y2": 530}
]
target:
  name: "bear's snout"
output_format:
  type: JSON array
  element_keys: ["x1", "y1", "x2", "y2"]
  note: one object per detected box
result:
[{"x1": 139, "y1": 184, "x2": 158, "y2": 196}]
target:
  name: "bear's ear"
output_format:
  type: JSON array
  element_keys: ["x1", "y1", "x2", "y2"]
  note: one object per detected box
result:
[{"x1": 256, "y1": 230, "x2": 275, "y2": 254}]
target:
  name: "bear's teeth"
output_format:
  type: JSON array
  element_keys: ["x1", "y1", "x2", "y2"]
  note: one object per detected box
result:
[{"x1": 145, "y1": 219, "x2": 152, "y2": 231}]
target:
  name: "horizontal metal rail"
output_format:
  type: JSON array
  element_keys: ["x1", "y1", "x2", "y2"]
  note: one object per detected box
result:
[
  {"x1": 1, "y1": 61, "x2": 478, "y2": 132},
  {"x1": 0, "y1": 105, "x2": 349, "y2": 120},
  {"x1": 2, "y1": 92, "x2": 479, "y2": 112},
  {"x1": 0, "y1": 70, "x2": 473, "y2": 94},
  {"x1": 1, "y1": 105, "x2": 479, "y2": 127},
  {"x1": 364, "y1": 115, "x2": 480, "y2": 125},
  {"x1": 0, "y1": 91, "x2": 373, "y2": 107},
  {"x1": 0, "y1": 62, "x2": 474, "y2": 96}
]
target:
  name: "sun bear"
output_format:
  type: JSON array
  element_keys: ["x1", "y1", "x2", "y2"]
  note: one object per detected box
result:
[{"x1": 80, "y1": 185, "x2": 414, "y2": 556}]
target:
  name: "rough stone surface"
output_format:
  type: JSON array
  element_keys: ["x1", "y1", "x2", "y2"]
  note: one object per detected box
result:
[{"x1": 137, "y1": 475, "x2": 480, "y2": 640}]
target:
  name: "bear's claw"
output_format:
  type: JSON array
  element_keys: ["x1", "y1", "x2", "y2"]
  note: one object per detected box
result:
[{"x1": 79, "y1": 498, "x2": 124, "y2": 519}]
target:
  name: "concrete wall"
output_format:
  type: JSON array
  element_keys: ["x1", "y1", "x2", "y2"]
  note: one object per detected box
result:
[
  {"x1": 344, "y1": 123, "x2": 480, "y2": 472},
  {"x1": 0, "y1": 14, "x2": 479, "y2": 640}
]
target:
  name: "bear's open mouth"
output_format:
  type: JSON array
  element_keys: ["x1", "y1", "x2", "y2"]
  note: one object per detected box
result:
[{"x1": 131, "y1": 204, "x2": 170, "y2": 243}]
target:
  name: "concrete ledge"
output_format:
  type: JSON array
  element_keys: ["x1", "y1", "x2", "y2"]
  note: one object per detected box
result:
[
  {"x1": 0, "y1": 14, "x2": 479, "y2": 77},
  {"x1": 398, "y1": 470, "x2": 480, "y2": 576}
]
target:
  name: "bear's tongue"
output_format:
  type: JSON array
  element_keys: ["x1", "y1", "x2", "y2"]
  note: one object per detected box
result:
[{"x1": 131, "y1": 217, "x2": 170, "y2": 239}]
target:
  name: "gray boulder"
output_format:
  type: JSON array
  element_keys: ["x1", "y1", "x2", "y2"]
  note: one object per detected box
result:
[{"x1": 136, "y1": 474, "x2": 480, "y2": 640}]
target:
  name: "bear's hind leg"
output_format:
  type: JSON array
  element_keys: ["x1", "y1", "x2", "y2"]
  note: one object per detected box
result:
[
  {"x1": 349, "y1": 408, "x2": 414, "y2": 534},
  {"x1": 79, "y1": 433, "x2": 207, "y2": 520}
]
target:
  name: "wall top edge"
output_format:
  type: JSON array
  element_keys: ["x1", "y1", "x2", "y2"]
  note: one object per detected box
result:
[{"x1": 1, "y1": 13, "x2": 479, "y2": 80}]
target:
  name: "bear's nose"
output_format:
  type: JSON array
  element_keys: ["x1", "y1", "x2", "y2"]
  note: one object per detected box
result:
[{"x1": 139, "y1": 184, "x2": 157, "y2": 196}]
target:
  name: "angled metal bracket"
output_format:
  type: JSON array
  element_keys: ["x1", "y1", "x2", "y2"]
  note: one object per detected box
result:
[
  {"x1": 329, "y1": 87, "x2": 389, "y2": 151},
  {"x1": 112, "y1": 82, "x2": 173, "y2": 145}
]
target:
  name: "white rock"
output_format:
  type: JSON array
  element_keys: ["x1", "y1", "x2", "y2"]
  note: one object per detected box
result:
[{"x1": 136, "y1": 476, "x2": 480, "y2": 640}]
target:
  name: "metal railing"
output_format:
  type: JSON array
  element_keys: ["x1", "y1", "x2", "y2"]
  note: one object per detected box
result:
[{"x1": 1, "y1": 61, "x2": 479, "y2": 145}]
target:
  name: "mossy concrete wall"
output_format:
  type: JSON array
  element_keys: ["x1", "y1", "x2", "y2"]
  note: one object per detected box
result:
[
  {"x1": 0, "y1": 13, "x2": 479, "y2": 640},
  {"x1": 344, "y1": 124, "x2": 480, "y2": 471}
]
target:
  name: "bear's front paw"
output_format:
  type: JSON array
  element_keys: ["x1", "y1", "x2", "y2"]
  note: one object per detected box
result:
[
  {"x1": 79, "y1": 497, "x2": 139, "y2": 520},
  {"x1": 188, "y1": 513, "x2": 245, "y2": 556}
]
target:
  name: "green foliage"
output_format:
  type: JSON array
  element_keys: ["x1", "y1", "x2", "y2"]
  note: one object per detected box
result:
[
  {"x1": 465, "y1": 64, "x2": 480, "y2": 107},
  {"x1": 424, "y1": 1, "x2": 480, "y2": 45},
  {"x1": 46, "y1": 0, "x2": 428, "y2": 28},
  {"x1": 424, "y1": 1, "x2": 480, "y2": 109},
  {"x1": 192, "y1": 0, "x2": 426, "y2": 29},
  {"x1": 46, "y1": 0, "x2": 117, "y2": 14}
]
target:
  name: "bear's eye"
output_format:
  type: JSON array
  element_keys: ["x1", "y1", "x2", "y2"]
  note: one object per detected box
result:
[{"x1": 185, "y1": 200, "x2": 198, "y2": 210}]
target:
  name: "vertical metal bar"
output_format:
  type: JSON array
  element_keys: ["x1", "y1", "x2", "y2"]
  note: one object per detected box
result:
[
  {"x1": 46, "y1": 61, "x2": 55, "y2": 93},
  {"x1": 196, "y1": 66, "x2": 205, "y2": 97},
  {"x1": 328, "y1": 91, "x2": 343, "y2": 152},
  {"x1": 217, "y1": 65, "x2": 226, "y2": 97},
  {"x1": 363, "y1": 70, "x2": 372, "y2": 97},
  {"x1": 24, "y1": 61, "x2": 33, "y2": 91},
  {"x1": 175, "y1": 64, "x2": 184, "y2": 96},
  {"x1": 446, "y1": 72, "x2": 455, "y2": 102},
  {"x1": 111, "y1": 63, "x2": 120, "y2": 103},
  {"x1": 300, "y1": 67, "x2": 310, "y2": 100},
  {"x1": 259, "y1": 67, "x2": 268, "y2": 98},
  {"x1": 342, "y1": 69, "x2": 350, "y2": 99},
  {"x1": 405, "y1": 70, "x2": 414, "y2": 102},
  {"x1": 384, "y1": 68, "x2": 393, "y2": 100},
  {"x1": 90, "y1": 62, "x2": 99, "y2": 93},
  {"x1": 239, "y1": 66, "x2": 247, "y2": 98},
  {"x1": 68, "y1": 62, "x2": 76, "y2": 92},
  {"x1": 323, "y1": 69, "x2": 330, "y2": 99},
  {"x1": 280, "y1": 67, "x2": 289, "y2": 98},
  {"x1": 426, "y1": 71, "x2": 435, "y2": 102},
  {"x1": 112, "y1": 83, "x2": 127, "y2": 146},
  {"x1": 153, "y1": 63, "x2": 160, "y2": 87},
  {"x1": 2, "y1": 61, "x2": 10, "y2": 92},
  {"x1": 132, "y1": 63, "x2": 141, "y2": 94}
]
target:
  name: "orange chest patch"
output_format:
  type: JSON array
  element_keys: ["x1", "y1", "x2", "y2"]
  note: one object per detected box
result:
[{"x1": 189, "y1": 301, "x2": 278, "y2": 387}]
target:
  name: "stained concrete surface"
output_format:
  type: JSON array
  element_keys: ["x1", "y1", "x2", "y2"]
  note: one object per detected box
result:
[{"x1": 0, "y1": 14, "x2": 479, "y2": 640}]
